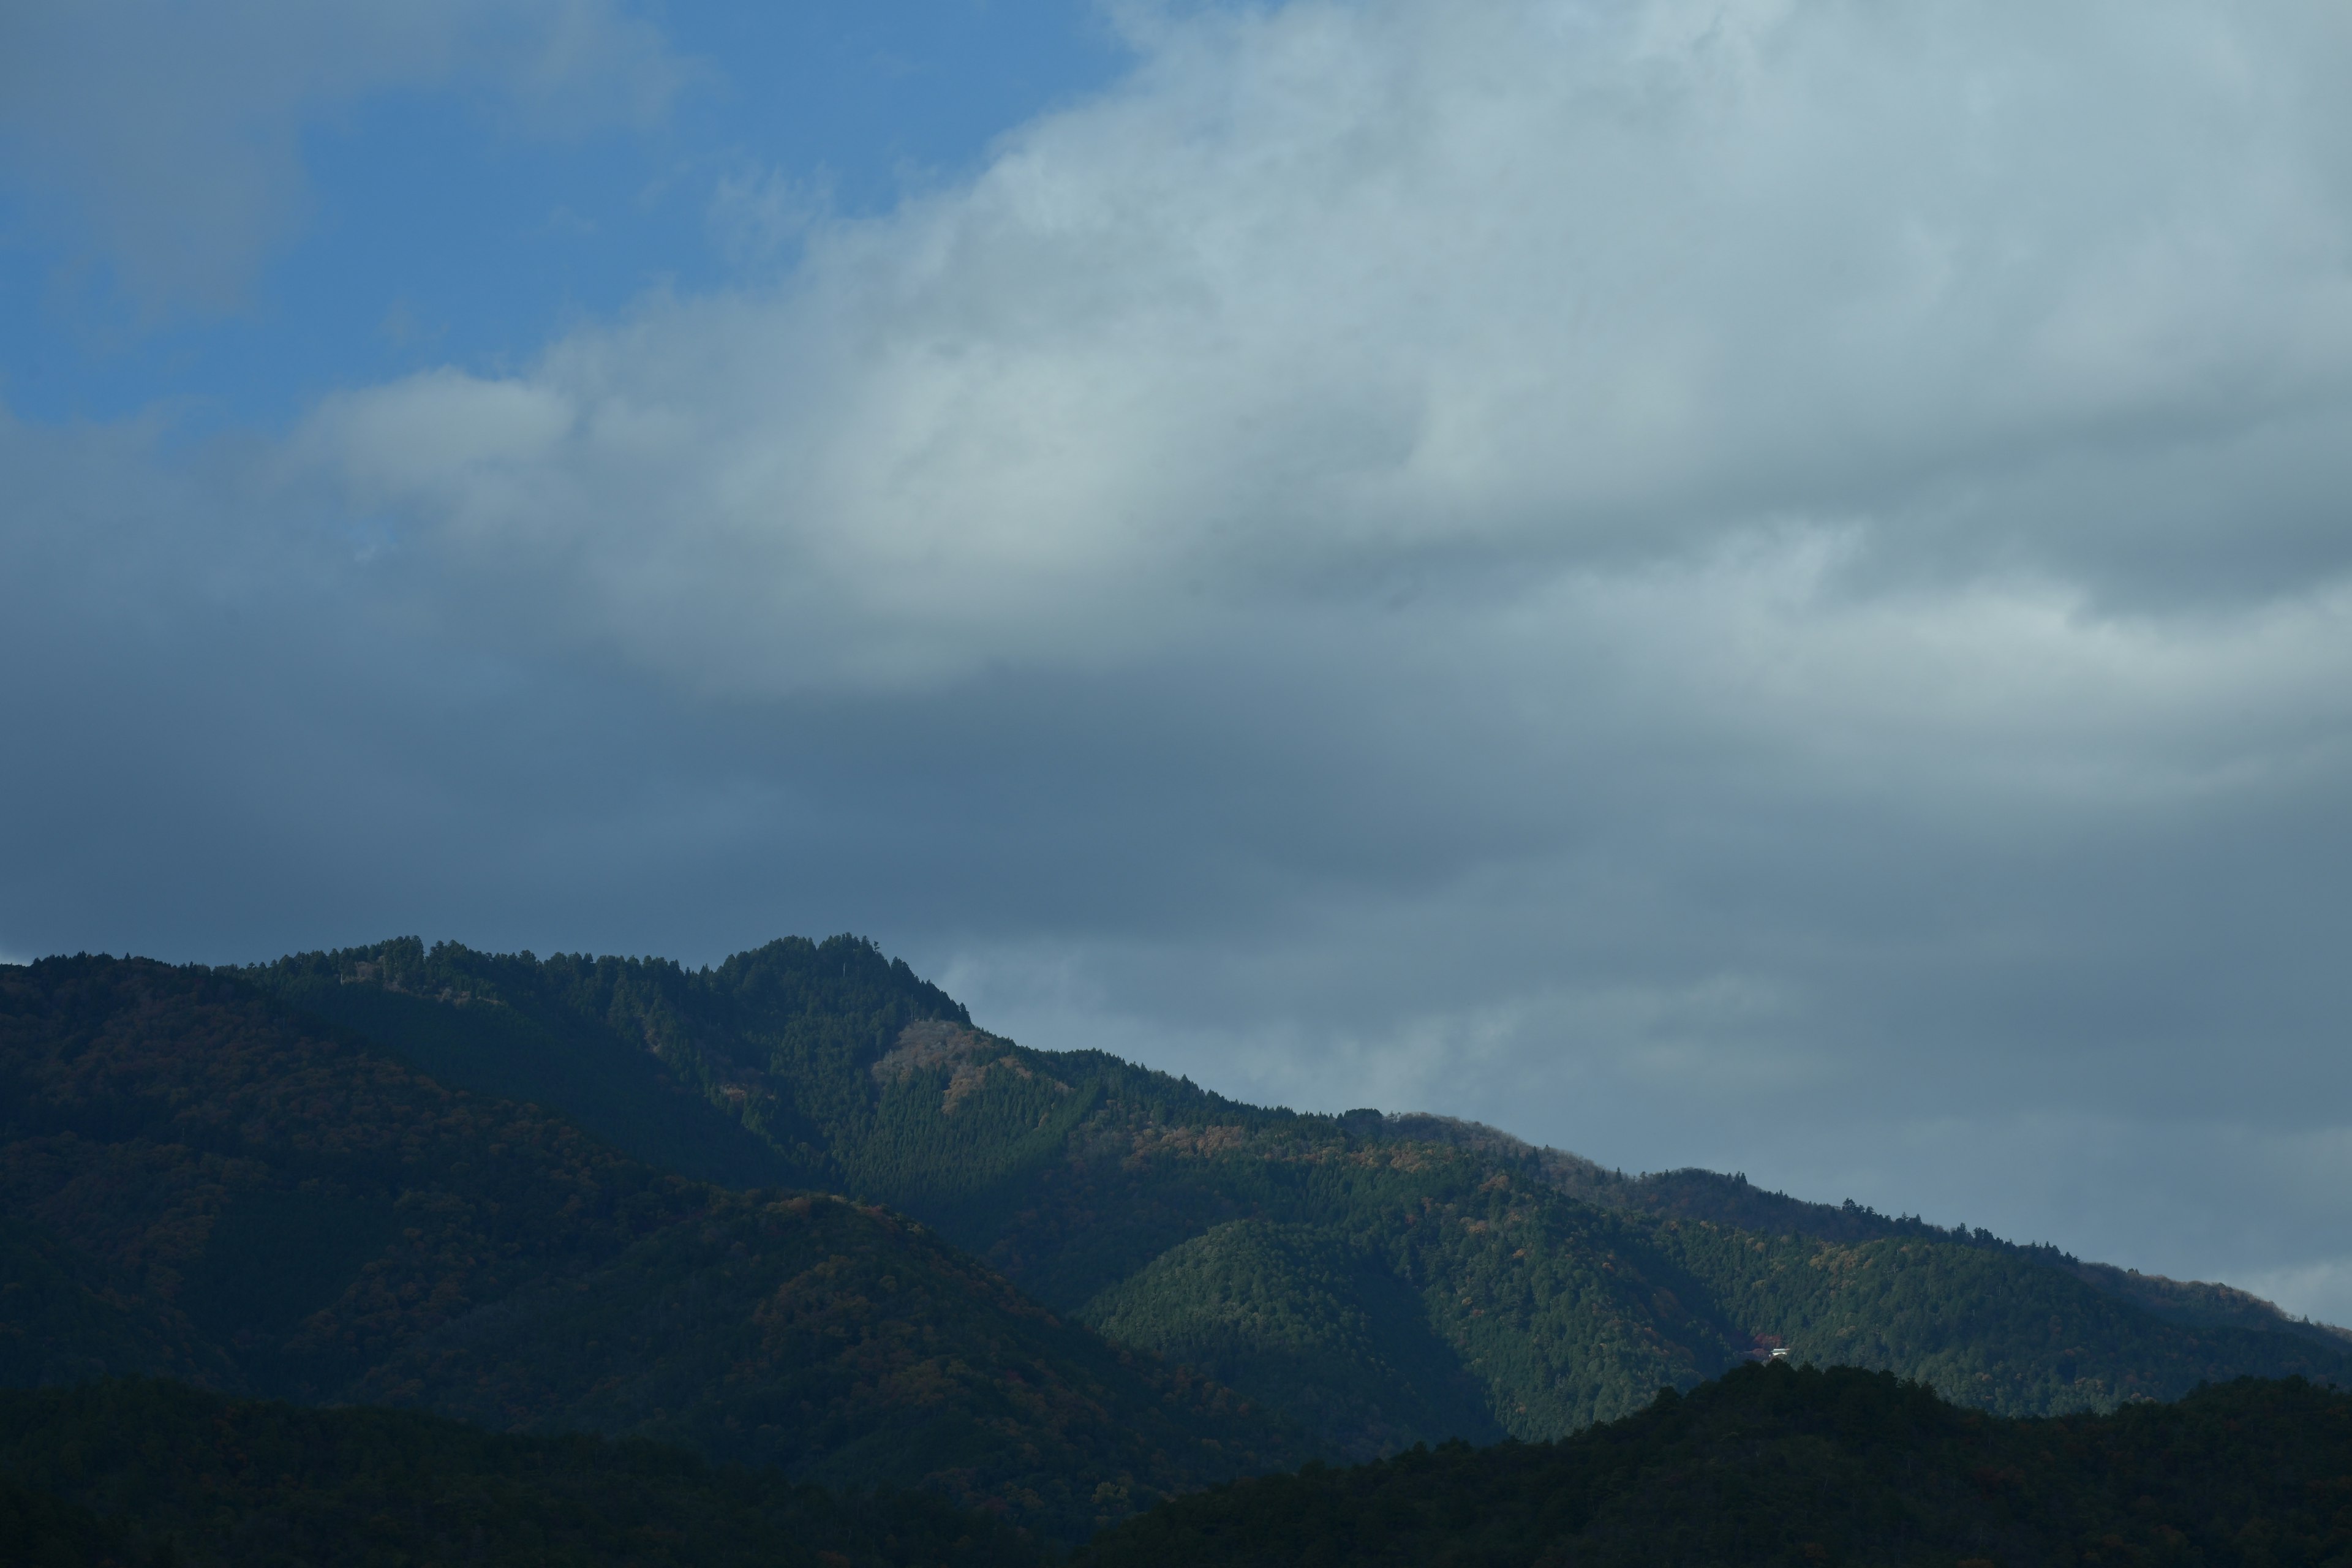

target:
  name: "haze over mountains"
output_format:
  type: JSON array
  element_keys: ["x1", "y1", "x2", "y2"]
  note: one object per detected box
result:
[{"x1": 3, "y1": 935, "x2": 2343, "y2": 1556}]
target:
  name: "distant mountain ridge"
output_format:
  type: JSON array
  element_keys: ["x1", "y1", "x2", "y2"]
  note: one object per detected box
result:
[
  {"x1": 237, "y1": 938, "x2": 2352, "y2": 1438},
  {"x1": 4, "y1": 934, "x2": 2346, "y2": 1548},
  {"x1": 0, "y1": 952, "x2": 1302, "y2": 1542}
]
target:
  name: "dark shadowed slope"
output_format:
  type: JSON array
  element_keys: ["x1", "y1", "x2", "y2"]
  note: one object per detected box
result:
[
  {"x1": 0, "y1": 1213, "x2": 233, "y2": 1391},
  {"x1": 0, "y1": 1378, "x2": 1040, "y2": 1567},
  {"x1": 249, "y1": 935, "x2": 971, "y2": 1194},
  {"x1": 1078, "y1": 1363, "x2": 2352, "y2": 1568},
  {"x1": 256, "y1": 938, "x2": 2352, "y2": 1460},
  {"x1": 0, "y1": 955, "x2": 1301, "y2": 1540},
  {"x1": 13, "y1": 932, "x2": 2340, "y2": 1545},
  {"x1": 0, "y1": 1472, "x2": 138, "y2": 1568}
]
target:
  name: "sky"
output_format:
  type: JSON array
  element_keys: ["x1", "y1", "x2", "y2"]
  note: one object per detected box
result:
[{"x1": 5, "y1": 0, "x2": 2351, "y2": 1324}]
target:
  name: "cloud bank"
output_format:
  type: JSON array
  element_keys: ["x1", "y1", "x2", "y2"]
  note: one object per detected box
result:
[
  {"x1": 300, "y1": 0, "x2": 2352, "y2": 685},
  {"x1": 7, "y1": 0, "x2": 2352, "y2": 1319}
]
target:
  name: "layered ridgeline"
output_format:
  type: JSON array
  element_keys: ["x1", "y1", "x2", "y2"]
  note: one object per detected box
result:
[
  {"x1": 239, "y1": 937, "x2": 2351, "y2": 1458},
  {"x1": 7, "y1": 937, "x2": 2348, "y2": 1550},
  {"x1": 0, "y1": 955, "x2": 1301, "y2": 1542},
  {"x1": 1077, "y1": 1362, "x2": 2352, "y2": 1567}
]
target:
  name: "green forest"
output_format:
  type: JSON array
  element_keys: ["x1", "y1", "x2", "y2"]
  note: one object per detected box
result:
[{"x1": 3, "y1": 937, "x2": 2347, "y2": 1559}]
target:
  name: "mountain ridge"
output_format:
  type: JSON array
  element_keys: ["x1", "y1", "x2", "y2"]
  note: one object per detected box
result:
[
  {"x1": 3, "y1": 934, "x2": 2345, "y2": 1546},
  {"x1": 229, "y1": 938, "x2": 2352, "y2": 1435},
  {"x1": 0, "y1": 952, "x2": 1305, "y2": 1540}
]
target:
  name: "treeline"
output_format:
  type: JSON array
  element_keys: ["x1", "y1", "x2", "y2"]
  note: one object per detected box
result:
[
  {"x1": 249, "y1": 933, "x2": 972, "y2": 1188},
  {"x1": 1078, "y1": 1363, "x2": 2352, "y2": 1567},
  {"x1": 0, "y1": 1378, "x2": 1036, "y2": 1567},
  {"x1": 12, "y1": 1366, "x2": 2351, "y2": 1566}
]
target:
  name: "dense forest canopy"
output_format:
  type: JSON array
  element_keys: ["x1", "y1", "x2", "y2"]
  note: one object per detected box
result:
[
  {"x1": 0, "y1": 1378, "x2": 1036, "y2": 1567},
  {"x1": 2, "y1": 937, "x2": 2345, "y2": 1559},
  {"x1": 0, "y1": 954, "x2": 1301, "y2": 1542},
  {"x1": 1077, "y1": 1363, "x2": 2352, "y2": 1567},
  {"x1": 9, "y1": 1365, "x2": 2350, "y2": 1566},
  {"x1": 231, "y1": 937, "x2": 2350, "y2": 1440}
]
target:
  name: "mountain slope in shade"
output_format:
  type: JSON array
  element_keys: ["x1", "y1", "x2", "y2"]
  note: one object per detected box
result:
[
  {"x1": 15, "y1": 934, "x2": 2346, "y2": 1537},
  {"x1": 249, "y1": 935, "x2": 971, "y2": 1194},
  {"x1": 0, "y1": 1472, "x2": 137, "y2": 1568},
  {"x1": 251, "y1": 938, "x2": 2352, "y2": 1459},
  {"x1": 0, "y1": 1378, "x2": 1040, "y2": 1567},
  {"x1": 0, "y1": 1215, "x2": 234, "y2": 1392},
  {"x1": 364, "y1": 1189, "x2": 1295, "y2": 1523},
  {"x1": 246, "y1": 941, "x2": 1766, "y2": 1437},
  {"x1": 0, "y1": 955, "x2": 1302, "y2": 1540},
  {"x1": 268, "y1": 962, "x2": 805, "y2": 1192},
  {"x1": 1076, "y1": 1364, "x2": 2352, "y2": 1567}
]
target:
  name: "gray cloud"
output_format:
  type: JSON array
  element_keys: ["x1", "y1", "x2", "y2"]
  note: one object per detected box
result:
[
  {"x1": 0, "y1": 0, "x2": 691, "y2": 314},
  {"x1": 7, "y1": 0, "x2": 2352, "y2": 1322}
]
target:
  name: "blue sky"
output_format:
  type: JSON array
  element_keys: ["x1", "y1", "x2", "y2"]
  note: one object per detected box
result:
[
  {"x1": 1, "y1": 1, "x2": 1130, "y2": 427},
  {"x1": 7, "y1": 0, "x2": 2352, "y2": 1325}
]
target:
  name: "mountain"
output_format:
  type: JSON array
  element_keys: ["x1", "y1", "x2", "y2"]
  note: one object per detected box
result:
[
  {"x1": 236, "y1": 938, "x2": 2352, "y2": 1453},
  {"x1": 0, "y1": 1377, "x2": 1038, "y2": 1567},
  {"x1": 0, "y1": 954, "x2": 1302, "y2": 1541},
  {"x1": 1074, "y1": 1361, "x2": 2352, "y2": 1567},
  {"x1": 7, "y1": 933, "x2": 2346, "y2": 1548},
  {"x1": 241, "y1": 939, "x2": 1751, "y2": 1450}
]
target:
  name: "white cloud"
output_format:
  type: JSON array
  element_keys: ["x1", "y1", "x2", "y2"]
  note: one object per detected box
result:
[
  {"x1": 274, "y1": 17, "x2": 2352, "y2": 1310},
  {"x1": 708, "y1": 165, "x2": 834, "y2": 271},
  {"x1": 292, "y1": 0, "x2": 2352, "y2": 693},
  {"x1": 0, "y1": 0, "x2": 693, "y2": 312},
  {"x1": 13, "y1": 0, "x2": 2352, "y2": 1308}
]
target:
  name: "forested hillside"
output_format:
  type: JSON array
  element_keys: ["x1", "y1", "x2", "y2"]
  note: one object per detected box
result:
[
  {"x1": 6, "y1": 935, "x2": 2346, "y2": 1551},
  {"x1": 0, "y1": 955, "x2": 1302, "y2": 1540},
  {"x1": 241, "y1": 937, "x2": 2352, "y2": 1457},
  {"x1": 251, "y1": 935, "x2": 974, "y2": 1193},
  {"x1": 1077, "y1": 1363, "x2": 2352, "y2": 1567},
  {"x1": 1553, "y1": 1158, "x2": 2352, "y2": 1352}
]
